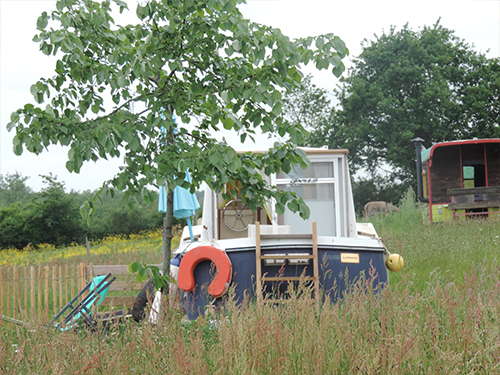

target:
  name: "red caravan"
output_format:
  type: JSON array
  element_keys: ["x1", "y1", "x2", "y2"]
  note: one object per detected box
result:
[{"x1": 414, "y1": 138, "x2": 500, "y2": 223}]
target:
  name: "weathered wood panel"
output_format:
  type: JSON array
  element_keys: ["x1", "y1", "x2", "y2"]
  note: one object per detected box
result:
[
  {"x1": 487, "y1": 143, "x2": 500, "y2": 186},
  {"x1": 430, "y1": 146, "x2": 461, "y2": 203}
]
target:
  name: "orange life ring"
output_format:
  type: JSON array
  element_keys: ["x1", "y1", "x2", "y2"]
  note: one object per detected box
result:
[{"x1": 177, "y1": 245, "x2": 232, "y2": 298}]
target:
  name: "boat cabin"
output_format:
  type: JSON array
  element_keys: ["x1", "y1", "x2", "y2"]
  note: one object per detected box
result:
[{"x1": 196, "y1": 148, "x2": 357, "y2": 242}]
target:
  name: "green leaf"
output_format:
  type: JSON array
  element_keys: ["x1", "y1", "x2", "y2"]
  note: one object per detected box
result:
[
  {"x1": 129, "y1": 262, "x2": 141, "y2": 274},
  {"x1": 332, "y1": 36, "x2": 347, "y2": 56},
  {"x1": 209, "y1": 152, "x2": 221, "y2": 166},
  {"x1": 332, "y1": 62, "x2": 345, "y2": 78},
  {"x1": 36, "y1": 12, "x2": 48, "y2": 30},
  {"x1": 227, "y1": 159, "x2": 241, "y2": 172},
  {"x1": 51, "y1": 33, "x2": 65, "y2": 43},
  {"x1": 117, "y1": 75, "x2": 128, "y2": 87},
  {"x1": 98, "y1": 131, "x2": 108, "y2": 146},
  {"x1": 222, "y1": 117, "x2": 232, "y2": 130},
  {"x1": 10, "y1": 111, "x2": 20, "y2": 123},
  {"x1": 272, "y1": 101, "x2": 282, "y2": 116},
  {"x1": 221, "y1": 91, "x2": 230, "y2": 103},
  {"x1": 66, "y1": 160, "x2": 74, "y2": 172},
  {"x1": 138, "y1": 266, "x2": 148, "y2": 281},
  {"x1": 233, "y1": 40, "x2": 241, "y2": 52},
  {"x1": 287, "y1": 200, "x2": 299, "y2": 213}
]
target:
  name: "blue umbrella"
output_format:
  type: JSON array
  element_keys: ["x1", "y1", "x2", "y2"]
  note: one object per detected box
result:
[{"x1": 158, "y1": 112, "x2": 200, "y2": 241}]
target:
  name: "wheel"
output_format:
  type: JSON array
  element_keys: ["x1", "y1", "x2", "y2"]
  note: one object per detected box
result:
[{"x1": 222, "y1": 199, "x2": 255, "y2": 232}]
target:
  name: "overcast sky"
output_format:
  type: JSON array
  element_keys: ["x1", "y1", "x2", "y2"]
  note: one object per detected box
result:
[{"x1": 1, "y1": 0, "x2": 499, "y2": 192}]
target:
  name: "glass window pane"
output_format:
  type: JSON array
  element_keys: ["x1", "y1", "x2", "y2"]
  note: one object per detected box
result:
[
  {"x1": 279, "y1": 183, "x2": 335, "y2": 236},
  {"x1": 281, "y1": 162, "x2": 333, "y2": 179},
  {"x1": 463, "y1": 166, "x2": 474, "y2": 179}
]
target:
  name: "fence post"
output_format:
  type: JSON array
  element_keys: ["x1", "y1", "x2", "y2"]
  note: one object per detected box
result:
[
  {"x1": 52, "y1": 266, "x2": 57, "y2": 315},
  {"x1": 78, "y1": 263, "x2": 86, "y2": 302},
  {"x1": 0, "y1": 268, "x2": 4, "y2": 321},
  {"x1": 12, "y1": 267, "x2": 17, "y2": 320},
  {"x1": 38, "y1": 266, "x2": 42, "y2": 316},
  {"x1": 88, "y1": 263, "x2": 93, "y2": 281},
  {"x1": 24, "y1": 267, "x2": 28, "y2": 318},
  {"x1": 31, "y1": 266, "x2": 36, "y2": 317},
  {"x1": 44, "y1": 265, "x2": 49, "y2": 320},
  {"x1": 65, "y1": 265, "x2": 68, "y2": 305},
  {"x1": 59, "y1": 265, "x2": 63, "y2": 309},
  {"x1": 86, "y1": 237, "x2": 91, "y2": 256}
]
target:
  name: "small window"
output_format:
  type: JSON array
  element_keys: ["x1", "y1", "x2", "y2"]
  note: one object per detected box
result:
[{"x1": 463, "y1": 166, "x2": 474, "y2": 188}]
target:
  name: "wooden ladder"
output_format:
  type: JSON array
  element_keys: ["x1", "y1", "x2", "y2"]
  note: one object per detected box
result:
[{"x1": 255, "y1": 221, "x2": 319, "y2": 303}]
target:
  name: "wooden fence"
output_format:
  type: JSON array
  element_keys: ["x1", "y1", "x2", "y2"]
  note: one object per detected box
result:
[{"x1": 0, "y1": 264, "x2": 158, "y2": 324}]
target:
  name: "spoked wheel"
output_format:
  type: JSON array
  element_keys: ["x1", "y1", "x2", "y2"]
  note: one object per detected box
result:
[{"x1": 222, "y1": 199, "x2": 255, "y2": 232}]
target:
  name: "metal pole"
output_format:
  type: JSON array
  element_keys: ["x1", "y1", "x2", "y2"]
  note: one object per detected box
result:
[{"x1": 413, "y1": 137, "x2": 429, "y2": 203}]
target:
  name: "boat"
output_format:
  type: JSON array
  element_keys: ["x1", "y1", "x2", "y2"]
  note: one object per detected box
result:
[{"x1": 171, "y1": 147, "x2": 403, "y2": 319}]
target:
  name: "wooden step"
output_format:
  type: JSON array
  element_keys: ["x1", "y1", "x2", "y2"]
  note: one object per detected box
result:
[{"x1": 255, "y1": 221, "x2": 319, "y2": 304}]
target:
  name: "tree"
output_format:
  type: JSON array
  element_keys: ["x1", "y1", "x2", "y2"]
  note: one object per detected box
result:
[
  {"x1": 7, "y1": 0, "x2": 348, "y2": 281},
  {"x1": 25, "y1": 174, "x2": 85, "y2": 247},
  {"x1": 308, "y1": 21, "x2": 500, "y2": 183},
  {"x1": 0, "y1": 175, "x2": 84, "y2": 249},
  {"x1": 0, "y1": 172, "x2": 33, "y2": 207},
  {"x1": 278, "y1": 74, "x2": 331, "y2": 143}
]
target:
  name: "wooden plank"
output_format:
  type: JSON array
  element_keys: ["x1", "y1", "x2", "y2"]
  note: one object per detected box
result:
[
  {"x1": 44, "y1": 265, "x2": 49, "y2": 317},
  {"x1": 30, "y1": 267, "x2": 35, "y2": 315},
  {"x1": 52, "y1": 266, "x2": 57, "y2": 313},
  {"x1": 78, "y1": 263, "x2": 85, "y2": 301},
  {"x1": 312, "y1": 221, "x2": 319, "y2": 301},
  {"x1": 262, "y1": 276, "x2": 316, "y2": 282},
  {"x1": 88, "y1": 263, "x2": 94, "y2": 281},
  {"x1": 64, "y1": 265, "x2": 68, "y2": 305},
  {"x1": 0, "y1": 268, "x2": 4, "y2": 318},
  {"x1": 448, "y1": 186, "x2": 500, "y2": 195},
  {"x1": 17, "y1": 268, "x2": 21, "y2": 318},
  {"x1": 448, "y1": 201, "x2": 500, "y2": 210},
  {"x1": 24, "y1": 267, "x2": 28, "y2": 313},
  {"x1": 109, "y1": 281, "x2": 148, "y2": 291},
  {"x1": 87, "y1": 265, "x2": 127, "y2": 275},
  {"x1": 100, "y1": 296, "x2": 135, "y2": 307},
  {"x1": 87, "y1": 264, "x2": 162, "y2": 276},
  {"x1": 59, "y1": 265, "x2": 63, "y2": 309},
  {"x1": 429, "y1": 145, "x2": 461, "y2": 204},
  {"x1": 37, "y1": 266, "x2": 42, "y2": 315},
  {"x1": 6, "y1": 268, "x2": 11, "y2": 319},
  {"x1": 256, "y1": 221, "x2": 262, "y2": 304},
  {"x1": 13, "y1": 267, "x2": 18, "y2": 320},
  {"x1": 70, "y1": 265, "x2": 75, "y2": 300},
  {"x1": 37, "y1": 266, "x2": 43, "y2": 315}
]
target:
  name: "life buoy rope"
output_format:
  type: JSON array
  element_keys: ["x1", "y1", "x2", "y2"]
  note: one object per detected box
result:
[{"x1": 177, "y1": 245, "x2": 232, "y2": 298}]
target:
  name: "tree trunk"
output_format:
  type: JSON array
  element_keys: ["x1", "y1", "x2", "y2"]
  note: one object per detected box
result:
[
  {"x1": 161, "y1": 189, "x2": 174, "y2": 294},
  {"x1": 161, "y1": 111, "x2": 175, "y2": 295}
]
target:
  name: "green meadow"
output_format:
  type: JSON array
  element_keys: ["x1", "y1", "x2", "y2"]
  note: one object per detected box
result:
[{"x1": 1, "y1": 193, "x2": 500, "y2": 374}]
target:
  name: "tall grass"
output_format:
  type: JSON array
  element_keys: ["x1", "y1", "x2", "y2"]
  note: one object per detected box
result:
[
  {"x1": 2, "y1": 194, "x2": 500, "y2": 373},
  {"x1": 2, "y1": 262, "x2": 500, "y2": 374},
  {"x1": 370, "y1": 188, "x2": 500, "y2": 293}
]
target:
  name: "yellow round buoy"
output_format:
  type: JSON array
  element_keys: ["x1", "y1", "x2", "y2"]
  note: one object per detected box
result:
[{"x1": 386, "y1": 254, "x2": 404, "y2": 272}]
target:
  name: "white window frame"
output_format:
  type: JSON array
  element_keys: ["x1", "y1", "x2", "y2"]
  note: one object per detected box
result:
[{"x1": 275, "y1": 154, "x2": 345, "y2": 236}]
